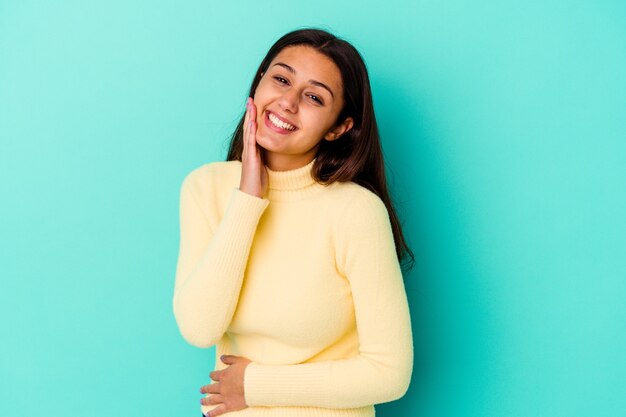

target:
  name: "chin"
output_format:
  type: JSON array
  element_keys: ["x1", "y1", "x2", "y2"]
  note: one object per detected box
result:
[{"x1": 254, "y1": 134, "x2": 280, "y2": 152}]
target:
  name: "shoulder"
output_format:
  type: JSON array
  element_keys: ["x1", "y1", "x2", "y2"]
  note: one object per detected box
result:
[
  {"x1": 181, "y1": 160, "x2": 242, "y2": 196},
  {"x1": 332, "y1": 181, "x2": 387, "y2": 212},
  {"x1": 179, "y1": 160, "x2": 243, "y2": 227},
  {"x1": 330, "y1": 181, "x2": 391, "y2": 233}
]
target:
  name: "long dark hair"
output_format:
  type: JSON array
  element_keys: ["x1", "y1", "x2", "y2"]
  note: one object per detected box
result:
[{"x1": 226, "y1": 27, "x2": 415, "y2": 273}]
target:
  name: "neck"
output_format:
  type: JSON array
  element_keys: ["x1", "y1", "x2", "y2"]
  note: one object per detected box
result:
[
  {"x1": 266, "y1": 157, "x2": 317, "y2": 190},
  {"x1": 262, "y1": 148, "x2": 319, "y2": 172},
  {"x1": 260, "y1": 157, "x2": 327, "y2": 202}
]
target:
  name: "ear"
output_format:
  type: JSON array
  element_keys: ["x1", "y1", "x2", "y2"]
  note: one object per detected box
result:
[{"x1": 324, "y1": 117, "x2": 354, "y2": 141}]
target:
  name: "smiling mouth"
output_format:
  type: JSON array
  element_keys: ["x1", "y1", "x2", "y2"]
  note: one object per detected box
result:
[{"x1": 265, "y1": 111, "x2": 298, "y2": 134}]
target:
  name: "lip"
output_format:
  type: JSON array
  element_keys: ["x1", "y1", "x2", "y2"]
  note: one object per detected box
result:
[{"x1": 264, "y1": 111, "x2": 298, "y2": 135}]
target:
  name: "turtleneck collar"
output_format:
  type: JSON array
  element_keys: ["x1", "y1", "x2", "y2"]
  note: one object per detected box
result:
[{"x1": 265, "y1": 157, "x2": 317, "y2": 191}]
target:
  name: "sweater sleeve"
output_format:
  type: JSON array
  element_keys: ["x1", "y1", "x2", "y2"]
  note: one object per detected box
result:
[
  {"x1": 243, "y1": 191, "x2": 414, "y2": 408},
  {"x1": 173, "y1": 168, "x2": 270, "y2": 348}
]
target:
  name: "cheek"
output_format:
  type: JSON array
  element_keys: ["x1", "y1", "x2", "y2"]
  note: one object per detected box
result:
[
  {"x1": 253, "y1": 80, "x2": 271, "y2": 99},
  {"x1": 309, "y1": 110, "x2": 336, "y2": 131},
  {"x1": 254, "y1": 86, "x2": 280, "y2": 106}
]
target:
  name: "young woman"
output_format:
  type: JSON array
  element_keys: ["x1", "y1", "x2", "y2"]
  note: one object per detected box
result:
[{"x1": 173, "y1": 27, "x2": 415, "y2": 417}]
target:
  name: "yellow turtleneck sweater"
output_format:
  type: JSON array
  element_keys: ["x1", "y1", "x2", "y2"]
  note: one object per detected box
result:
[{"x1": 173, "y1": 157, "x2": 413, "y2": 417}]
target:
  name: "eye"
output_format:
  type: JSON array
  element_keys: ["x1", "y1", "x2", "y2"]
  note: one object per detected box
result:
[
  {"x1": 308, "y1": 94, "x2": 323, "y2": 105},
  {"x1": 272, "y1": 76, "x2": 324, "y2": 105}
]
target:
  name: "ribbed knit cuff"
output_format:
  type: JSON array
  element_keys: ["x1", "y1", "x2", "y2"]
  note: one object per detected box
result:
[
  {"x1": 244, "y1": 361, "x2": 331, "y2": 407},
  {"x1": 229, "y1": 187, "x2": 270, "y2": 217}
]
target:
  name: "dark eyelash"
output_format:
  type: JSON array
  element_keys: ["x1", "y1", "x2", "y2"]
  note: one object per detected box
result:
[{"x1": 273, "y1": 76, "x2": 323, "y2": 104}]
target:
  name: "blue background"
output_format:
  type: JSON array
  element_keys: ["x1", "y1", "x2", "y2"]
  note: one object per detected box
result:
[{"x1": 1, "y1": 1, "x2": 624, "y2": 416}]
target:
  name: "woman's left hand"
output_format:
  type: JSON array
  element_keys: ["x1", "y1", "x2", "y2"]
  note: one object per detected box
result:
[{"x1": 200, "y1": 355, "x2": 252, "y2": 417}]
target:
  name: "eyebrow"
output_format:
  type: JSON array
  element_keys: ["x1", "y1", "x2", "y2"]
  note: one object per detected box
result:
[{"x1": 271, "y1": 62, "x2": 335, "y2": 100}]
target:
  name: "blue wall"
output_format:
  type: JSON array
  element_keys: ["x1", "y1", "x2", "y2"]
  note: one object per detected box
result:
[{"x1": 1, "y1": 1, "x2": 624, "y2": 416}]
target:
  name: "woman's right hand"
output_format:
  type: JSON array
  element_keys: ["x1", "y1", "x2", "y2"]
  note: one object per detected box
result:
[{"x1": 239, "y1": 97, "x2": 268, "y2": 199}]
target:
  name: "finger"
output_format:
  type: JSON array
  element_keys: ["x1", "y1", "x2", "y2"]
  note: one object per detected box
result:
[
  {"x1": 250, "y1": 99, "x2": 257, "y2": 127},
  {"x1": 248, "y1": 107, "x2": 256, "y2": 153},
  {"x1": 207, "y1": 404, "x2": 227, "y2": 417},
  {"x1": 207, "y1": 394, "x2": 224, "y2": 405},
  {"x1": 209, "y1": 370, "x2": 221, "y2": 381},
  {"x1": 221, "y1": 354, "x2": 236, "y2": 364},
  {"x1": 200, "y1": 382, "x2": 220, "y2": 394},
  {"x1": 247, "y1": 97, "x2": 256, "y2": 141},
  {"x1": 249, "y1": 109, "x2": 258, "y2": 155},
  {"x1": 200, "y1": 393, "x2": 224, "y2": 405},
  {"x1": 242, "y1": 98, "x2": 250, "y2": 157}
]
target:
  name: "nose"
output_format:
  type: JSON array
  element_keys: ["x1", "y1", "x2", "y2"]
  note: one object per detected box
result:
[{"x1": 277, "y1": 88, "x2": 299, "y2": 114}]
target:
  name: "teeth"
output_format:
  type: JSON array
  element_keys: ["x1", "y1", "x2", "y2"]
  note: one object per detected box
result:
[{"x1": 269, "y1": 112, "x2": 296, "y2": 131}]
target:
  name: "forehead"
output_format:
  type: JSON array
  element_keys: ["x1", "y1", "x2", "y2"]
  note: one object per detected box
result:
[{"x1": 269, "y1": 45, "x2": 343, "y2": 92}]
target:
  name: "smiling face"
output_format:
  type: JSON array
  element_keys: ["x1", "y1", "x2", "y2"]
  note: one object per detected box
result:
[{"x1": 252, "y1": 45, "x2": 354, "y2": 171}]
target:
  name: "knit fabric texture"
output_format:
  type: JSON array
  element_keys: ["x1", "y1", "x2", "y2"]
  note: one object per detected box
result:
[{"x1": 173, "y1": 157, "x2": 413, "y2": 417}]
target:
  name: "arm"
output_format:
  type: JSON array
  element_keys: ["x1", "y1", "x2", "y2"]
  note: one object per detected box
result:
[
  {"x1": 173, "y1": 168, "x2": 269, "y2": 348},
  {"x1": 243, "y1": 192, "x2": 414, "y2": 408}
]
